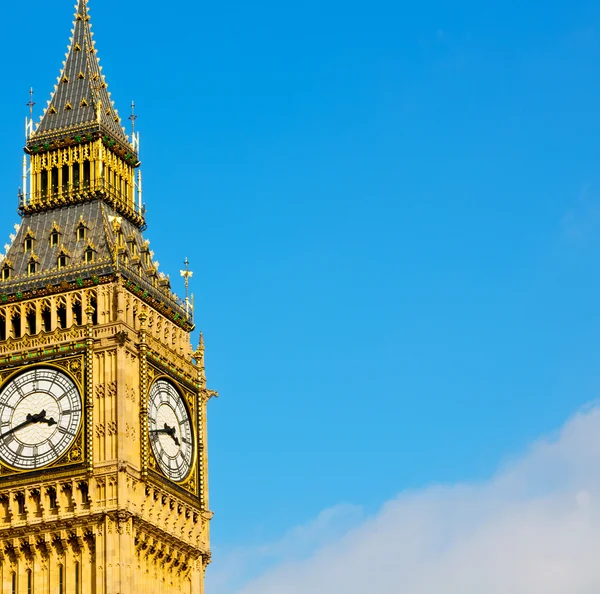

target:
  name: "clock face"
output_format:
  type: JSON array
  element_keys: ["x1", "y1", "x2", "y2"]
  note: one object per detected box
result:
[
  {"x1": 148, "y1": 379, "x2": 193, "y2": 482},
  {"x1": 0, "y1": 368, "x2": 82, "y2": 470}
]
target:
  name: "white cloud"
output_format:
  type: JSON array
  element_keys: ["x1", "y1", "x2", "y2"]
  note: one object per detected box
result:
[{"x1": 207, "y1": 405, "x2": 600, "y2": 594}]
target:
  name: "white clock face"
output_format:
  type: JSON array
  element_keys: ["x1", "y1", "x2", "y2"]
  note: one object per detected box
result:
[
  {"x1": 148, "y1": 379, "x2": 193, "y2": 482},
  {"x1": 0, "y1": 368, "x2": 82, "y2": 470}
]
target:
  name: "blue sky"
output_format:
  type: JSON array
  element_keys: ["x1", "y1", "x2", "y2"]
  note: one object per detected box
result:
[{"x1": 2, "y1": 0, "x2": 600, "y2": 591}]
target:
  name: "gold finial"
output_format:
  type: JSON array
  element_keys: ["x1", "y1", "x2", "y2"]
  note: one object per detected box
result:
[{"x1": 180, "y1": 258, "x2": 193, "y2": 319}]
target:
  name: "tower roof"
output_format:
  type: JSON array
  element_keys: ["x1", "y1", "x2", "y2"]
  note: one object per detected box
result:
[{"x1": 28, "y1": 0, "x2": 131, "y2": 151}]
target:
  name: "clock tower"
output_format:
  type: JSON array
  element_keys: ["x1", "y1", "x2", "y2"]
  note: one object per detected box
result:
[{"x1": 0, "y1": 1, "x2": 214, "y2": 593}]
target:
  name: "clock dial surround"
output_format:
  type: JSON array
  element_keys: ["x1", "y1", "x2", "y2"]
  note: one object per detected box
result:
[
  {"x1": 0, "y1": 367, "x2": 82, "y2": 470},
  {"x1": 148, "y1": 379, "x2": 194, "y2": 483}
]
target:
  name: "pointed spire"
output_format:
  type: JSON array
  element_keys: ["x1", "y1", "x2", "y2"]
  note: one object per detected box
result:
[
  {"x1": 28, "y1": 0, "x2": 133, "y2": 152},
  {"x1": 193, "y1": 333, "x2": 206, "y2": 388}
]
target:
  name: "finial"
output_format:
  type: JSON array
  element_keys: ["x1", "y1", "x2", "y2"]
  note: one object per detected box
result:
[
  {"x1": 180, "y1": 258, "x2": 194, "y2": 319},
  {"x1": 27, "y1": 88, "x2": 35, "y2": 119},
  {"x1": 129, "y1": 101, "x2": 138, "y2": 136},
  {"x1": 85, "y1": 303, "x2": 95, "y2": 326},
  {"x1": 25, "y1": 87, "x2": 35, "y2": 141},
  {"x1": 193, "y1": 333, "x2": 207, "y2": 386}
]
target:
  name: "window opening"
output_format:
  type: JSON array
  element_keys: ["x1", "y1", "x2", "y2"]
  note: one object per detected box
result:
[
  {"x1": 62, "y1": 164, "x2": 69, "y2": 192},
  {"x1": 73, "y1": 163, "x2": 80, "y2": 187},
  {"x1": 50, "y1": 230, "x2": 60, "y2": 247},
  {"x1": 24, "y1": 238, "x2": 33, "y2": 252},
  {"x1": 51, "y1": 167, "x2": 59, "y2": 194},
  {"x1": 57, "y1": 303, "x2": 67, "y2": 329},
  {"x1": 1, "y1": 266, "x2": 9, "y2": 281},
  {"x1": 59, "y1": 565, "x2": 64, "y2": 594},
  {"x1": 75, "y1": 562, "x2": 80, "y2": 593},
  {"x1": 73, "y1": 300, "x2": 83, "y2": 326},
  {"x1": 26, "y1": 309, "x2": 36, "y2": 335},
  {"x1": 58, "y1": 255, "x2": 67, "y2": 269},
  {"x1": 48, "y1": 487, "x2": 58, "y2": 511},
  {"x1": 27, "y1": 569, "x2": 32, "y2": 594},
  {"x1": 42, "y1": 307, "x2": 51, "y2": 332},
  {"x1": 28, "y1": 261, "x2": 36, "y2": 275},
  {"x1": 83, "y1": 160, "x2": 91, "y2": 188},
  {"x1": 41, "y1": 170, "x2": 48, "y2": 196},
  {"x1": 84, "y1": 247, "x2": 95, "y2": 263},
  {"x1": 89, "y1": 295, "x2": 98, "y2": 325},
  {"x1": 12, "y1": 312, "x2": 21, "y2": 338},
  {"x1": 17, "y1": 493, "x2": 25, "y2": 515}
]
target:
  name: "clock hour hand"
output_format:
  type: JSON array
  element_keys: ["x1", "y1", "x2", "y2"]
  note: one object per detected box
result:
[{"x1": 150, "y1": 423, "x2": 180, "y2": 446}]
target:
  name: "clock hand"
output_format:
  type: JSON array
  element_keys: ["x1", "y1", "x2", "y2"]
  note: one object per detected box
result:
[
  {"x1": 0, "y1": 410, "x2": 51, "y2": 440},
  {"x1": 150, "y1": 423, "x2": 180, "y2": 446}
]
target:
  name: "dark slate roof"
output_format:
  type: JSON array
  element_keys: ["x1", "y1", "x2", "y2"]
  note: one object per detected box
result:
[
  {"x1": 29, "y1": 0, "x2": 130, "y2": 147},
  {"x1": 0, "y1": 202, "x2": 191, "y2": 325},
  {"x1": 5, "y1": 201, "x2": 112, "y2": 275}
]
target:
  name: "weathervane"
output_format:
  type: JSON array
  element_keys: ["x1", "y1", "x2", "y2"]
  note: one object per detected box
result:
[{"x1": 180, "y1": 258, "x2": 193, "y2": 318}]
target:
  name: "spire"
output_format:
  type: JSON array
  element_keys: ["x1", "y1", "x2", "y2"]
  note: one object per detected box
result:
[{"x1": 28, "y1": 0, "x2": 132, "y2": 152}]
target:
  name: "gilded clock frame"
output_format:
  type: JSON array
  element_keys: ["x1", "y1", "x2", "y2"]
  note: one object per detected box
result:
[
  {"x1": 0, "y1": 356, "x2": 86, "y2": 476},
  {"x1": 147, "y1": 373, "x2": 197, "y2": 483},
  {"x1": 146, "y1": 362, "x2": 200, "y2": 497}
]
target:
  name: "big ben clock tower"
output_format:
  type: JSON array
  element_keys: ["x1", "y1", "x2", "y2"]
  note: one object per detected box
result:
[{"x1": 0, "y1": 1, "x2": 215, "y2": 592}]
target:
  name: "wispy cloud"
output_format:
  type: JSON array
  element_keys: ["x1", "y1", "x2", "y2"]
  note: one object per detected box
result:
[{"x1": 208, "y1": 405, "x2": 600, "y2": 594}]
